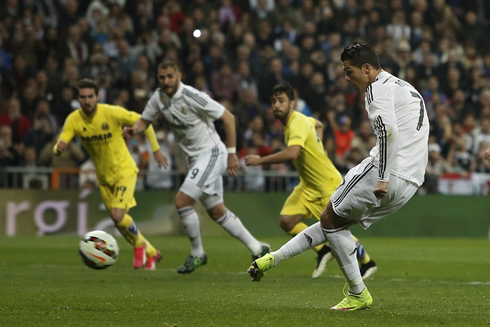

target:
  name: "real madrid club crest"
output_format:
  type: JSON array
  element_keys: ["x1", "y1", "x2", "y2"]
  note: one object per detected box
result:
[
  {"x1": 181, "y1": 107, "x2": 187, "y2": 115},
  {"x1": 102, "y1": 123, "x2": 110, "y2": 131}
]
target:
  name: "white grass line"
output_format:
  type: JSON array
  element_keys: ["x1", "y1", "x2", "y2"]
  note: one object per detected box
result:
[{"x1": 3, "y1": 262, "x2": 490, "y2": 285}]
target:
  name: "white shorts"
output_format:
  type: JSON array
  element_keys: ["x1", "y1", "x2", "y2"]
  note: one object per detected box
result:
[
  {"x1": 180, "y1": 143, "x2": 227, "y2": 210},
  {"x1": 331, "y1": 157, "x2": 418, "y2": 229}
]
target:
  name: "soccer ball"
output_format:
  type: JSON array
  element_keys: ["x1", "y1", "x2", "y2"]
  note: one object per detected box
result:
[{"x1": 79, "y1": 230, "x2": 119, "y2": 270}]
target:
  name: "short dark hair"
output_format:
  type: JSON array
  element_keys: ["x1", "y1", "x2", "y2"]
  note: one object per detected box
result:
[
  {"x1": 270, "y1": 82, "x2": 295, "y2": 101},
  {"x1": 77, "y1": 78, "x2": 99, "y2": 95},
  {"x1": 158, "y1": 59, "x2": 180, "y2": 72},
  {"x1": 340, "y1": 40, "x2": 381, "y2": 69}
]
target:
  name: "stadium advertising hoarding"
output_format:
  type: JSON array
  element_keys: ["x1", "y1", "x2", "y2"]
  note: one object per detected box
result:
[{"x1": 0, "y1": 190, "x2": 489, "y2": 238}]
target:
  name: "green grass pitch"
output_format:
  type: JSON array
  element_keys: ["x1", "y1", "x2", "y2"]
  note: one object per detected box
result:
[{"x1": 0, "y1": 236, "x2": 489, "y2": 326}]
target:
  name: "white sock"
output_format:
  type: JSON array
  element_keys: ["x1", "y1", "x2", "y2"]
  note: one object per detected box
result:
[
  {"x1": 178, "y1": 207, "x2": 205, "y2": 257},
  {"x1": 271, "y1": 222, "x2": 326, "y2": 266},
  {"x1": 216, "y1": 210, "x2": 262, "y2": 256},
  {"x1": 324, "y1": 227, "x2": 365, "y2": 294}
]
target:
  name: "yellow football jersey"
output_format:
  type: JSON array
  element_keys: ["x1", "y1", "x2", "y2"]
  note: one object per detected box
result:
[
  {"x1": 55, "y1": 104, "x2": 155, "y2": 185},
  {"x1": 284, "y1": 111, "x2": 342, "y2": 198}
]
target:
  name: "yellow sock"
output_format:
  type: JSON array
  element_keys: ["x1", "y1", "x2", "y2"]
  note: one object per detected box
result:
[
  {"x1": 116, "y1": 214, "x2": 145, "y2": 247},
  {"x1": 140, "y1": 235, "x2": 157, "y2": 257},
  {"x1": 289, "y1": 222, "x2": 324, "y2": 252},
  {"x1": 352, "y1": 235, "x2": 371, "y2": 264}
]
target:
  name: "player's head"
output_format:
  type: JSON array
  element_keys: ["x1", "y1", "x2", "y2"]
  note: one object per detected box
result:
[
  {"x1": 270, "y1": 82, "x2": 295, "y2": 122},
  {"x1": 341, "y1": 40, "x2": 381, "y2": 92},
  {"x1": 77, "y1": 78, "x2": 99, "y2": 116},
  {"x1": 157, "y1": 60, "x2": 181, "y2": 96}
]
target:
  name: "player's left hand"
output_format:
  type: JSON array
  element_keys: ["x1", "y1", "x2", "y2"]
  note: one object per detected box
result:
[
  {"x1": 227, "y1": 154, "x2": 239, "y2": 177},
  {"x1": 485, "y1": 148, "x2": 490, "y2": 161},
  {"x1": 153, "y1": 150, "x2": 168, "y2": 168},
  {"x1": 373, "y1": 181, "x2": 389, "y2": 200}
]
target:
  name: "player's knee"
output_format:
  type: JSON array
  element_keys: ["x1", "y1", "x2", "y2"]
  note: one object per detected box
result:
[
  {"x1": 175, "y1": 192, "x2": 195, "y2": 209},
  {"x1": 320, "y1": 202, "x2": 333, "y2": 229},
  {"x1": 279, "y1": 216, "x2": 294, "y2": 232},
  {"x1": 207, "y1": 204, "x2": 226, "y2": 220}
]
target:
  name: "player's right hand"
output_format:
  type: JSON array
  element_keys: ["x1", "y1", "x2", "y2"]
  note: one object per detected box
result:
[
  {"x1": 245, "y1": 155, "x2": 262, "y2": 166},
  {"x1": 123, "y1": 127, "x2": 134, "y2": 139},
  {"x1": 485, "y1": 149, "x2": 490, "y2": 161},
  {"x1": 153, "y1": 149, "x2": 169, "y2": 169},
  {"x1": 55, "y1": 141, "x2": 67, "y2": 156}
]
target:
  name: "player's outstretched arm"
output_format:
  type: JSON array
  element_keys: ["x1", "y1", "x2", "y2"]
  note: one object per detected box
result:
[
  {"x1": 53, "y1": 116, "x2": 76, "y2": 156},
  {"x1": 142, "y1": 123, "x2": 169, "y2": 169},
  {"x1": 220, "y1": 110, "x2": 239, "y2": 177},
  {"x1": 123, "y1": 118, "x2": 152, "y2": 138},
  {"x1": 245, "y1": 145, "x2": 301, "y2": 166}
]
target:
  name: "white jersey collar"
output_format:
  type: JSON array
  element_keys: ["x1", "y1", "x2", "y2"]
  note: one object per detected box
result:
[
  {"x1": 171, "y1": 82, "x2": 185, "y2": 100},
  {"x1": 374, "y1": 70, "x2": 391, "y2": 83}
]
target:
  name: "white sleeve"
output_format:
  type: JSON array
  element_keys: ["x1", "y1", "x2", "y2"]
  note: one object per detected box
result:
[
  {"x1": 368, "y1": 85, "x2": 398, "y2": 182},
  {"x1": 141, "y1": 91, "x2": 161, "y2": 122},
  {"x1": 183, "y1": 88, "x2": 225, "y2": 120}
]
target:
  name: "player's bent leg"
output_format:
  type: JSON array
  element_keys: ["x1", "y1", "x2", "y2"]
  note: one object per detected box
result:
[
  {"x1": 208, "y1": 202, "x2": 266, "y2": 259},
  {"x1": 247, "y1": 221, "x2": 328, "y2": 281},
  {"x1": 175, "y1": 191, "x2": 207, "y2": 274},
  {"x1": 110, "y1": 208, "x2": 146, "y2": 269},
  {"x1": 321, "y1": 202, "x2": 370, "y2": 309}
]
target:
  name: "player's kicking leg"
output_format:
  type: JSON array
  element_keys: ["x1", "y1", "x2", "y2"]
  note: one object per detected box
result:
[
  {"x1": 247, "y1": 209, "x2": 372, "y2": 310},
  {"x1": 280, "y1": 216, "x2": 334, "y2": 279}
]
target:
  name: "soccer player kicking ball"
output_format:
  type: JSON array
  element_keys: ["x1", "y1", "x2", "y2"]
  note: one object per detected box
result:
[
  {"x1": 245, "y1": 82, "x2": 377, "y2": 280},
  {"x1": 248, "y1": 41, "x2": 429, "y2": 311},
  {"x1": 125, "y1": 60, "x2": 269, "y2": 274},
  {"x1": 55, "y1": 78, "x2": 166, "y2": 270}
]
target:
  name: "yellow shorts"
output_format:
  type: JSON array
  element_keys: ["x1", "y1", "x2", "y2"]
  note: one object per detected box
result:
[
  {"x1": 99, "y1": 172, "x2": 137, "y2": 211},
  {"x1": 280, "y1": 187, "x2": 330, "y2": 220}
]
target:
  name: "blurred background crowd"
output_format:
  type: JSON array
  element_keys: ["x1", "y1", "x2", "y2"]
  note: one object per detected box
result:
[{"x1": 1, "y1": 0, "x2": 490, "y2": 193}]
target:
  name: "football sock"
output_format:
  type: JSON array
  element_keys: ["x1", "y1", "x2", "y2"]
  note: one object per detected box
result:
[
  {"x1": 324, "y1": 227, "x2": 365, "y2": 294},
  {"x1": 352, "y1": 236, "x2": 371, "y2": 264},
  {"x1": 140, "y1": 235, "x2": 157, "y2": 257},
  {"x1": 116, "y1": 214, "x2": 145, "y2": 247},
  {"x1": 178, "y1": 207, "x2": 205, "y2": 257},
  {"x1": 271, "y1": 222, "x2": 326, "y2": 266},
  {"x1": 216, "y1": 209, "x2": 262, "y2": 256},
  {"x1": 288, "y1": 222, "x2": 325, "y2": 252}
]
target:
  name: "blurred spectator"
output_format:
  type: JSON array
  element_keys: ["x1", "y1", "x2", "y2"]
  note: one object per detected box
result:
[
  {"x1": 424, "y1": 140, "x2": 452, "y2": 194},
  {"x1": 211, "y1": 62, "x2": 242, "y2": 101},
  {"x1": 0, "y1": 98, "x2": 30, "y2": 142},
  {"x1": 39, "y1": 133, "x2": 85, "y2": 168},
  {"x1": 473, "y1": 119, "x2": 490, "y2": 154},
  {"x1": 145, "y1": 128, "x2": 174, "y2": 189},
  {"x1": 351, "y1": 120, "x2": 374, "y2": 158},
  {"x1": 0, "y1": 0, "x2": 490, "y2": 189},
  {"x1": 328, "y1": 111, "x2": 355, "y2": 160},
  {"x1": 23, "y1": 113, "x2": 54, "y2": 156},
  {"x1": 447, "y1": 137, "x2": 473, "y2": 176}
]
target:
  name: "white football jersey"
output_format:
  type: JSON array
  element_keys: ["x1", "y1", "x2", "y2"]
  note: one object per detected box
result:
[
  {"x1": 365, "y1": 70, "x2": 429, "y2": 186},
  {"x1": 142, "y1": 82, "x2": 224, "y2": 157}
]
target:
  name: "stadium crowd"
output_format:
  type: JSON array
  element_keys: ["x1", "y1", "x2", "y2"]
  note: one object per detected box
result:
[{"x1": 1, "y1": 0, "x2": 490, "y2": 193}]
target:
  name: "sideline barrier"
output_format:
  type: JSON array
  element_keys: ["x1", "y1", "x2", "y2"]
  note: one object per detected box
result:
[{"x1": 0, "y1": 190, "x2": 489, "y2": 238}]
